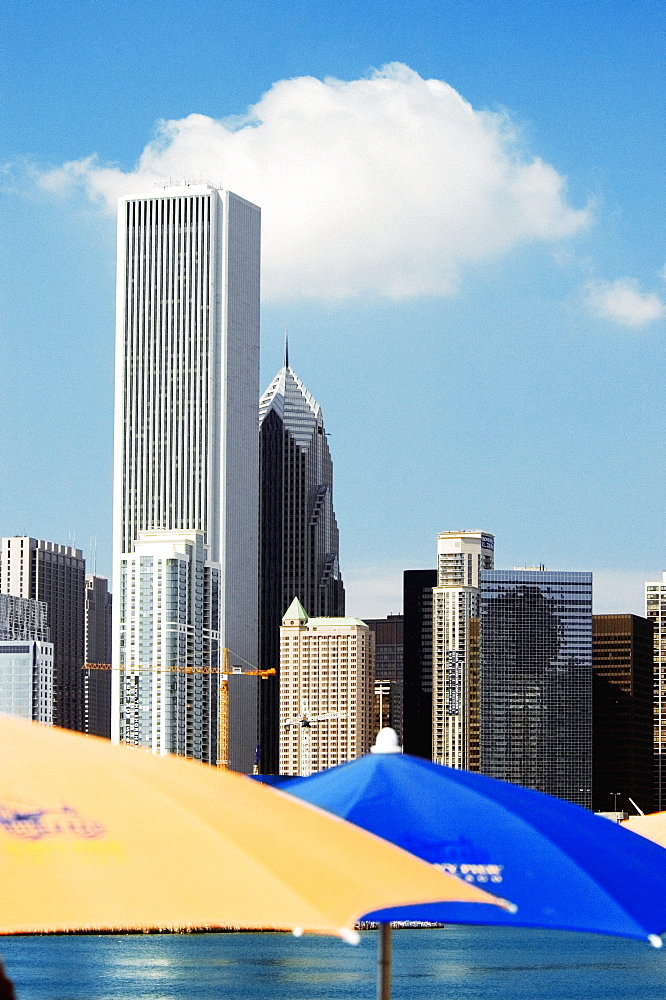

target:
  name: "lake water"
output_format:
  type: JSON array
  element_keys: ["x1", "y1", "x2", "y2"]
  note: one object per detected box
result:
[{"x1": 2, "y1": 926, "x2": 666, "y2": 1000}]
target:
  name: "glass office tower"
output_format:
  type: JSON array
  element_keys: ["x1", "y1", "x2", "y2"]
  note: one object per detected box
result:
[{"x1": 479, "y1": 569, "x2": 592, "y2": 808}]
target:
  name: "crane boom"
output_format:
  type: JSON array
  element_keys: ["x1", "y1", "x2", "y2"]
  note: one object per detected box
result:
[{"x1": 83, "y1": 657, "x2": 275, "y2": 771}]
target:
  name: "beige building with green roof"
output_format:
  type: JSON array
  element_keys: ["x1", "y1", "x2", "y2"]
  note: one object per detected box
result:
[{"x1": 279, "y1": 598, "x2": 374, "y2": 775}]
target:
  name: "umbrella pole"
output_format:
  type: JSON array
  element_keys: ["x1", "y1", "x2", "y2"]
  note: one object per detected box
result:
[{"x1": 377, "y1": 922, "x2": 392, "y2": 1000}]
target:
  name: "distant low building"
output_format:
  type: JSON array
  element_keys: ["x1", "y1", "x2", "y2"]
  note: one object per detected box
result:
[{"x1": 279, "y1": 598, "x2": 374, "y2": 776}]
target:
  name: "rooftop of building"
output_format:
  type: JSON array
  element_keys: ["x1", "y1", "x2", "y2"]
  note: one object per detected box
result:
[
  {"x1": 281, "y1": 596, "x2": 366, "y2": 628},
  {"x1": 259, "y1": 344, "x2": 324, "y2": 448}
]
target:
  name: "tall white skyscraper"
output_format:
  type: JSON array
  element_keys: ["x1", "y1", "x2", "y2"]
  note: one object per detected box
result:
[
  {"x1": 112, "y1": 184, "x2": 260, "y2": 772},
  {"x1": 432, "y1": 530, "x2": 494, "y2": 768}
]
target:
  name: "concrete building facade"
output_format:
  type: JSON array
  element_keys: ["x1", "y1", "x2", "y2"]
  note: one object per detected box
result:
[
  {"x1": 112, "y1": 184, "x2": 260, "y2": 771},
  {"x1": 279, "y1": 598, "x2": 374, "y2": 776}
]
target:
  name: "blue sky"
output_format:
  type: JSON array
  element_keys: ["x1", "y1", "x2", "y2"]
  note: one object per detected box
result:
[{"x1": 0, "y1": 0, "x2": 664, "y2": 616}]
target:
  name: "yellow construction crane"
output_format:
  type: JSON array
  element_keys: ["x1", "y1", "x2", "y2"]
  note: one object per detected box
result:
[
  {"x1": 83, "y1": 655, "x2": 275, "y2": 770},
  {"x1": 215, "y1": 649, "x2": 275, "y2": 770}
]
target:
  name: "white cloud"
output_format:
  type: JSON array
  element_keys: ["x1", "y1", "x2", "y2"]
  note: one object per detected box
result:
[
  {"x1": 583, "y1": 277, "x2": 665, "y2": 328},
  {"x1": 37, "y1": 64, "x2": 589, "y2": 302}
]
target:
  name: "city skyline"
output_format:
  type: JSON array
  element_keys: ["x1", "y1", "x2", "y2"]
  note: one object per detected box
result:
[{"x1": 1, "y1": 1, "x2": 664, "y2": 621}]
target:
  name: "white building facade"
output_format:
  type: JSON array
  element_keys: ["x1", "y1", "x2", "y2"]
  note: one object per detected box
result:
[
  {"x1": 432, "y1": 531, "x2": 494, "y2": 768},
  {"x1": 279, "y1": 598, "x2": 374, "y2": 775},
  {"x1": 112, "y1": 185, "x2": 260, "y2": 771},
  {"x1": 646, "y1": 574, "x2": 666, "y2": 810}
]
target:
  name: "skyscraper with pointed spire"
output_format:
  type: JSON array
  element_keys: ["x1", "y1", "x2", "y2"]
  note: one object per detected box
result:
[{"x1": 258, "y1": 347, "x2": 345, "y2": 772}]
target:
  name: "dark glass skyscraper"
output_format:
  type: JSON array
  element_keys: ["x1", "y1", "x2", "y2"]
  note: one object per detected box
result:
[
  {"x1": 259, "y1": 355, "x2": 344, "y2": 773},
  {"x1": 83, "y1": 575, "x2": 113, "y2": 739},
  {"x1": 364, "y1": 614, "x2": 404, "y2": 740},
  {"x1": 592, "y1": 614, "x2": 654, "y2": 815},
  {"x1": 479, "y1": 569, "x2": 592, "y2": 808},
  {"x1": 402, "y1": 568, "x2": 437, "y2": 759}
]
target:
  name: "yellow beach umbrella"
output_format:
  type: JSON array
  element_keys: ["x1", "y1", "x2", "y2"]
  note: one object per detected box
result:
[
  {"x1": 621, "y1": 811, "x2": 666, "y2": 849},
  {"x1": 0, "y1": 715, "x2": 507, "y2": 937}
]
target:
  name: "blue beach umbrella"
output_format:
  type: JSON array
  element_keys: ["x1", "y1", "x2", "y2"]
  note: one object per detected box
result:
[
  {"x1": 281, "y1": 728, "x2": 666, "y2": 997},
  {"x1": 283, "y1": 730, "x2": 666, "y2": 943}
]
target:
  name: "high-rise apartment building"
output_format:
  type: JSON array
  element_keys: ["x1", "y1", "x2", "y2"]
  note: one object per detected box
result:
[
  {"x1": 112, "y1": 184, "x2": 260, "y2": 772},
  {"x1": 479, "y1": 569, "x2": 593, "y2": 808},
  {"x1": 646, "y1": 575, "x2": 666, "y2": 809},
  {"x1": 364, "y1": 615, "x2": 403, "y2": 740},
  {"x1": 258, "y1": 354, "x2": 344, "y2": 773},
  {"x1": 119, "y1": 531, "x2": 219, "y2": 758},
  {"x1": 432, "y1": 531, "x2": 494, "y2": 768},
  {"x1": 0, "y1": 592, "x2": 53, "y2": 723},
  {"x1": 402, "y1": 569, "x2": 437, "y2": 759},
  {"x1": 1, "y1": 536, "x2": 85, "y2": 730},
  {"x1": 592, "y1": 614, "x2": 654, "y2": 815},
  {"x1": 279, "y1": 598, "x2": 373, "y2": 776},
  {"x1": 83, "y1": 575, "x2": 113, "y2": 738}
]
